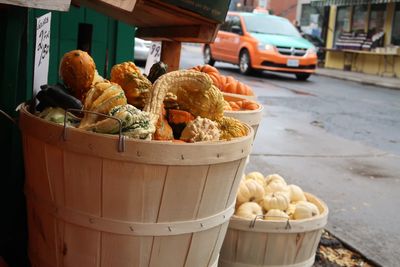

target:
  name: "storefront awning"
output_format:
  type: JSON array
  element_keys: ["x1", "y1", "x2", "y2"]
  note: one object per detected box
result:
[{"x1": 311, "y1": 0, "x2": 400, "y2": 7}]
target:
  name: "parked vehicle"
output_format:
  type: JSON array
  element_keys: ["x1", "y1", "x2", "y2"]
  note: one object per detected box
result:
[
  {"x1": 204, "y1": 12, "x2": 317, "y2": 80},
  {"x1": 134, "y1": 37, "x2": 151, "y2": 61},
  {"x1": 301, "y1": 32, "x2": 325, "y2": 61}
]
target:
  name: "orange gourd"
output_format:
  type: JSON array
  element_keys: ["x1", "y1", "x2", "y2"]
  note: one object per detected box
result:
[
  {"x1": 228, "y1": 99, "x2": 259, "y2": 111},
  {"x1": 168, "y1": 109, "x2": 195, "y2": 125},
  {"x1": 219, "y1": 75, "x2": 255, "y2": 96},
  {"x1": 191, "y1": 64, "x2": 221, "y2": 88},
  {"x1": 59, "y1": 50, "x2": 96, "y2": 100},
  {"x1": 153, "y1": 105, "x2": 174, "y2": 140},
  {"x1": 228, "y1": 101, "x2": 241, "y2": 111}
]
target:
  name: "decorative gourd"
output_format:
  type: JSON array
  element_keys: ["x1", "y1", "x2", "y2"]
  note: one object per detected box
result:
[
  {"x1": 293, "y1": 201, "x2": 320, "y2": 220},
  {"x1": 235, "y1": 202, "x2": 263, "y2": 220},
  {"x1": 261, "y1": 192, "x2": 290, "y2": 211},
  {"x1": 59, "y1": 49, "x2": 96, "y2": 100},
  {"x1": 265, "y1": 173, "x2": 287, "y2": 186},
  {"x1": 264, "y1": 209, "x2": 289, "y2": 221},
  {"x1": 180, "y1": 116, "x2": 220, "y2": 143},
  {"x1": 191, "y1": 64, "x2": 221, "y2": 89},
  {"x1": 227, "y1": 101, "x2": 240, "y2": 111},
  {"x1": 81, "y1": 104, "x2": 155, "y2": 140},
  {"x1": 168, "y1": 109, "x2": 195, "y2": 125},
  {"x1": 144, "y1": 70, "x2": 225, "y2": 125},
  {"x1": 288, "y1": 184, "x2": 307, "y2": 202},
  {"x1": 110, "y1": 61, "x2": 152, "y2": 109},
  {"x1": 265, "y1": 180, "x2": 290, "y2": 196},
  {"x1": 228, "y1": 99, "x2": 259, "y2": 111},
  {"x1": 245, "y1": 171, "x2": 266, "y2": 188},
  {"x1": 286, "y1": 204, "x2": 296, "y2": 219},
  {"x1": 236, "y1": 179, "x2": 265, "y2": 205},
  {"x1": 216, "y1": 116, "x2": 248, "y2": 140},
  {"x1": 147, "y1": 61, "x2": 168, "y2": 83},
  {"x1": 92, "y1": 70, "x2": 105, "y2": 86},
  {"x1": 79, "y1": 81, "x2": 127, "y2": 128},
  {"x1": 167, "y1": 109, "x2": 194, "y2": 139},
  {"x1": 219, "y1": 75, "x2": 254, "y2": 96},
  {"x1": 153, "y1": 106, "x2": 174, "y2": 140}
]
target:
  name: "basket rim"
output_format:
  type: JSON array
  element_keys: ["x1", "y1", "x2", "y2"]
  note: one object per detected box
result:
[
  {"x1": 19, "y1": 104, "x2": 254, "y2": 165},
  {"x1": 228, "y1": 192, "x2": 329, "y2": 233}
]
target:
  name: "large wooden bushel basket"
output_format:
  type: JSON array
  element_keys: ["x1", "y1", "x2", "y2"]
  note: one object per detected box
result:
[
  {"x1": 219, "y1": 193, "x2": 328, "y2": 267},
  {"x1": 18, "y1": 105, "x2": 254, "y2": 267}
]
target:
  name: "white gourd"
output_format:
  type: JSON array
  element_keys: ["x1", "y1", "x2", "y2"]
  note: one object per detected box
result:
[
  {"x1": 293, "y1": 201, "x2": 320, "y2": 220},
  {"x1": 288, "y1": 184, "x2": 307, "y2": 202},
  {"x1": 236, "y1": 179, "x2": 265, "y2": 205},
  {"x1": 264, "y1": 209, "x2": 289, "y2": 221},
  {"x1": 245, "y1": 171, "x2": 266, "y2": 188},
  {"x1": 235, "y1": 202, "x2": 263, "y2": 220},
  {"x1": 265, "y1": 173, "x2": 287, "y2": 186},
  {"x1": 286, "y1": 203, "x2": 296, "y2": 219},
  {"x1": 261, "y1": 192, "x2": 290, "y2": 211},
  {"x1": 265, "y1": 180, "x2": 290, "y2": 196}
]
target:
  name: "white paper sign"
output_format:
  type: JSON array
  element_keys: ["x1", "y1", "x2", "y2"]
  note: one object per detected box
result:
[
  {"x1": 144, "y1": 42, "x2": 162, "y2": 75},
  {"x1": 33, "y1": 12, "x2": 51, "y2": 96}
]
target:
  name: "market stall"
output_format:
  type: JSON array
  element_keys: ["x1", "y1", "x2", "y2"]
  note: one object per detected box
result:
[{"x1": 312, "y1": 1, "x2": 400, "y2": 77}]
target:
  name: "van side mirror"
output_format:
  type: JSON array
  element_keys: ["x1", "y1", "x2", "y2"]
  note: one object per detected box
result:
[{"x1": 231, "y1": 25, "x2": 243, "y2": 35}]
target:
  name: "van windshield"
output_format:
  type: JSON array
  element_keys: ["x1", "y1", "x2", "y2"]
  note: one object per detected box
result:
[{"x1": 243, "y1": 15, "x2": 301, "y2": 37}]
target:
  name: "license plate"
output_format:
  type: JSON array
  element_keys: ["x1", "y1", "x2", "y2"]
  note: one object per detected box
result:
[{"x1": 287, "y1": 59, "x2": 299, "y2": 67}]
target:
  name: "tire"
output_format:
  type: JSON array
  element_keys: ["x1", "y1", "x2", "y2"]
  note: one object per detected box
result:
[
  {"x1": 203, "y1": 45, "x2": 215, "y2": 66},
  {"x1": 239, "y1": 49, "x2": 253, "y2": 75},
  {"x1": 295, "y1": 73, "x2": 311, "y2": 81}
]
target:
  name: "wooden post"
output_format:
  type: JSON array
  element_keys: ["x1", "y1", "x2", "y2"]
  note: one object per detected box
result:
[{"x1": 161, "y1": 41, "x2": 181, "y2": 71}]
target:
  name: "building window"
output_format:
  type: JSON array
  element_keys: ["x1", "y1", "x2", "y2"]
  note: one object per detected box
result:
[
  {"x1": 392, "y1": 3, "x2": 400, "y2": 45},
  {"x1": 351, "y1": 5, "x2": 368, "y2": 33},
  {"x1": 369, "y1": 4, "x2": 386, "y2": 35},
  {"x1": 300, "y1": 4, "x2": 324, "y2": 38},
  {"x1": 334, "y1": 6, "x2": 351, "y2": 46}
]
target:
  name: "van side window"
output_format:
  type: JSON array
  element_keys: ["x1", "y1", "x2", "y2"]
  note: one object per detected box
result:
[
  {"x1": 220, "y1": 16, "x2": 233, "y2": 32},
  {"x1": 231, "y1": 16, "x2": 242, "y2": 31}
]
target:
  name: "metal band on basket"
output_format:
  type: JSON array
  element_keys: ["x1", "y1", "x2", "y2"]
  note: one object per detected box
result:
[
  {"x1": 63, "y1": 108, "x2": 126, "y2": 152},
  {"x1": 249, "y1": 214, "x2": 291, "y2": 230}
]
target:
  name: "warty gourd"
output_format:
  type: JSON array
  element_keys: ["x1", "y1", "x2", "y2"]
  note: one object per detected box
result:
[
  {"x1": 110, "y1": 61, "x2": 152, "y2": 109},
  {"x1": 143, "y1": 70, "x2": 225, "y2": 125},
  {"x1": 79, "y1": 81, "x2": 127, "y2": 129}
]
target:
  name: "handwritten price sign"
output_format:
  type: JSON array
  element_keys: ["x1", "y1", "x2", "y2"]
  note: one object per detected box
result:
[
  {"x1": 33, "y1": 12, "x2": 51, "y2": 96},
  {"x1": 144, "y1": 42, "x2": 162, "y2": 75}
]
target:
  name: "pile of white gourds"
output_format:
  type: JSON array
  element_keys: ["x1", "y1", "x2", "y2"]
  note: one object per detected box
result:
[{"x1": 235, "y1": 172, "x2": 320, "y2": 221}]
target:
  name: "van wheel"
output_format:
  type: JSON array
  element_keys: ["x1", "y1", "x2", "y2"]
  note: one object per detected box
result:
[
  {"x1": 239, "y1": 50, "x2": 253, "y2": 75},
  {"x1": 295, "y1": 73, "x2": 311, "y2": 81},
  {"x1": 203, "y1": 45, "x2": 215, "y2": 66}
]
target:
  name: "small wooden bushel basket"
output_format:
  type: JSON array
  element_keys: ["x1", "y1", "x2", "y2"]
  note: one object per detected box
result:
[
  {"x1": 219, "y1": 193, "x2": 329, "y2": 267},
  {"x1": 223, "y1": 93, "x2": 264, "y2": 139},
  {"x1": 19, "y1": 104, "x2": 254, "y2": 267}
]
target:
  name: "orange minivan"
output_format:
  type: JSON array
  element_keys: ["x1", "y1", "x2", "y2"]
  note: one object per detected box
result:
[{"x1": 204, "y1": 12, "x2": 318, "y2": 80}]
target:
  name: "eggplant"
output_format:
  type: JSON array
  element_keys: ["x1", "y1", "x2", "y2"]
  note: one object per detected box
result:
[{"x1": 36, "y1": 83, "x2": 82, "y2": 111}]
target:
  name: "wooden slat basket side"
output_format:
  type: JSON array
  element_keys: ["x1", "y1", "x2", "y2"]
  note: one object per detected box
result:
[
  {"x1": 19, "y1": 106, "x2": 253, "y2": 267},
  {"x1": 219, "y1": 193, "x2": 329, "y2": 267}
]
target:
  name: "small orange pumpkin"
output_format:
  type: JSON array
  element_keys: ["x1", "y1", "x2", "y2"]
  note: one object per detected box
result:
[
  {"x1": 191, "y1": 64, "x2": 221, "y2": 88},
  {"x1": 219, "y1": 75, "x2": 255, "y2": 96},
  {"x1": 59, "y1": 50, "x2": 96, "y2": 101}
]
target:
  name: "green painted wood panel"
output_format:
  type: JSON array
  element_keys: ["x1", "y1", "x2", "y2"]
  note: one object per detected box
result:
[
  {"x1": 0, "y1": 6, "x2": 30, "y2": 267},
  {"x1": 116, "y1": 21, "x2": 134, "y2": 65},
  {"x1": 85, "y1": 8, "x2": 110, "y2": 78}
]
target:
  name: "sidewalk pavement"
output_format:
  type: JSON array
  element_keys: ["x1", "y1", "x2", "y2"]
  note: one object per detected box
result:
[{"x1": 315, "y1": 67, "x2": 400, "y2": 90}]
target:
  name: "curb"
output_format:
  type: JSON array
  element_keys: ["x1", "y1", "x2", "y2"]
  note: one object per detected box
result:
[{"x1": 315, "y1": 71, "x2": 400, "y2": 90}]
